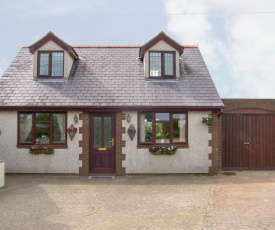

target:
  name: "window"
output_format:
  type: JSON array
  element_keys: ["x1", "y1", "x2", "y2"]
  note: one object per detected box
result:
[
  {"x1": 18, "y1": 112, "x2": 66, "y2": 145},
  {"x1": 38, "y1": 51, "x2": 64, "y2": 77},
  {"x1": 139, "y1": 112, "x2": 187, "y2": 145},
  {"x1": 149, "y1": 51, "x2": 175, "y2": 78}
]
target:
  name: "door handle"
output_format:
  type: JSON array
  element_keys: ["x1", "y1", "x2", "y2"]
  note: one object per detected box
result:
[
  {"x1": 109, "y1": 138, "x2": 114, "y2": 146},
  {"x1": 244, "y1": 142, "x2": 249, "y2": 145}
]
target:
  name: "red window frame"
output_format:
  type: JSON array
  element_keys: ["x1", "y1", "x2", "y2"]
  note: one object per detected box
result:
[
  {"x1": 17, "y1": 112, "x2": 67, "y2": 147},
  {"x1": 138, "y1": 112, "x2": 188, "y2": 147},
  {"x1": 149, "y1": 51, "x2": 176, "y2": 78},
  {"x1": 37, "y1": 51, "x2": 64, "y2": 78}
]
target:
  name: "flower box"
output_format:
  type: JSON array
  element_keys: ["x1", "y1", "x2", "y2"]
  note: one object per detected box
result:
[
  {"x1": 149, "y1": 145, "x2": 177, "y2": 155},
  {"x1": 29, "y1": 146, "x2": 54, "y2": 155}
]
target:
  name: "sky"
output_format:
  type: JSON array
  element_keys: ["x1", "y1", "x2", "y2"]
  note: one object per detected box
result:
[{"x1": 0, "y1": 0, "x2": 275, "y2": 98}]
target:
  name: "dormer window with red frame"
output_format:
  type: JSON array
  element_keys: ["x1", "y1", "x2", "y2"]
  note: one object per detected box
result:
[
  {"x1": 38, "y1": 51, "x2": 64, "y2": 78},
  {"x1": 149, "y1": 51, "x2": 175, "y2": 78}
]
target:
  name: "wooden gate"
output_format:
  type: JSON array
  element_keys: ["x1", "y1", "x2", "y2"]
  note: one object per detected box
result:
[{"x1": 223, "y1": 112, "x2": 275, "y2": 170}]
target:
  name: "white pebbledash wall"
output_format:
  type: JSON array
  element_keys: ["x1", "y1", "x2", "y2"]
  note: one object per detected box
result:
[
  {"x1": 0, "y1": 160, "x2": 4, "y2": 187},
  {"x1": 0, "y1": 111, "x2": 82, "y2": 174},
  {"x1": 122, "y1": 111, "x2": 212, "y2": 174}
]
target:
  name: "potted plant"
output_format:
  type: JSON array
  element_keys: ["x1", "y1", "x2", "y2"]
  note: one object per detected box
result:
[
  {"x1": 202, "y1": 116, "x2": 214, "y2": 126},
  {"x1": 149, "y1": 145, "x2": 177, "y2": 155}
]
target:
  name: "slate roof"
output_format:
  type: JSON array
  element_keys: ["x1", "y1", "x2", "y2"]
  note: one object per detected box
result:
[{"x1": 0, "y1": 46, "x2": 223, "y2": 109}]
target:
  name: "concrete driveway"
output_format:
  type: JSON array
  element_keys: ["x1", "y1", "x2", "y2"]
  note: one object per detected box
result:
[{"x1": 0, "y1": 171, "x2": 275, "y2": 230}]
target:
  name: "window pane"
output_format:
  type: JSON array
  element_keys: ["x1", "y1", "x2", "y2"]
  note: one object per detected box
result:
[
  {"x1": 94, "y1": 117, "x2": 101, "y2": 148},
  {"x1": 35, "y1": 113, "x2": 50, "y2": 121},
  {"x1": 149, "y1": 52, "x2": 161, "y2": 77},
  {"x1": 156, "y1": 123, "x2": 170, "y2": 144},
  {"x1": 164, "y1": 53, "x2": 174, "y2": 75},
  {"x1": 52, "y1": 52, "x2": 64, "y2": 76},
  {"x1": 39, "y1": 53, "x2": 49, "y2": 75},
  {"x1": 19, "y1": 114, "x2": 33, "y2": 143},
  {"x1": 104, "y1": 117, "x2": 111, "y2": 148},
  {"x1": 35, "y1": 123, "x2": 50, "y2": 144},
  {"x1": 52, "y1": 114, "x2": 66, "y2": 143},
  {"x1": 156, "y1": 113, "x2": 169, "y2": 121},
  {"x1": 173, "y1": 114, "x2": 186, "y2": 142},
  {"x1": 140, "y1": 113, "x2": 153, "y2": 143}
]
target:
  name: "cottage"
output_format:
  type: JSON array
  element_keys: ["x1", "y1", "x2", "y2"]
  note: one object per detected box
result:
[{"x1": 0, "y1": 31, "x2": 223, "y2": 175}]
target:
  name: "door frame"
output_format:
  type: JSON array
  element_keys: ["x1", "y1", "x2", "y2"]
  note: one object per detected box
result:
[{"x1": 89, "y1": 113, "x2": 116, "y2": 173}]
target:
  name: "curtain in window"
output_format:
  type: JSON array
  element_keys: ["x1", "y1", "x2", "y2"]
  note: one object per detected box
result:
[
  {"x1": 56, "y1": 114, "x2": 66, "y2": 143},
  {"x1": 20, "y1": 114, "x2": 32, "y2": 143}
]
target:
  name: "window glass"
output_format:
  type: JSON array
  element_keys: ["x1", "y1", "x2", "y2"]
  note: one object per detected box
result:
[
  {"x1": 39, "y1": 53, "x2": 49, "y2": 75},
  {"x1": 156, "y1": 113, "x2": 169, "y2": 121},
  {"x1": 19, "y1": 114, "x2": 33, "y2": 143},
  {"x1": 52, "y1": 52, "x2": 64, "y2": 76},
  {"x1": 35, "y1": 123, "x2": 50, "y2": 144},
  {"x1": 139, "y1": 113, "x2": 153, "y2": 143},
  {"x1": 35, "y1": 113, "x2": 50, "y2": 121},
  {"x1": 94, "y1": 117, "x2": 101, "y2": 148},
  {"x1": 173, "y1": 114, "x2": 186, "y2": 142},
  {"x1": 19, "y1": 112, "x2": 66, "y2": 145},
  {"x1": 149, "y1": 52, "x2": 161, "y2": 77},
  {"x1": 139, "y1": 112, "x2": 187, "y2": 145},
  {"x1": 164, "y1": 53, "x2": 174, "y2": 75},
  {"x1": 156, "y1": 123, "x2": 170, "y2": 143},
  {"x1": 52, "y1": 114, "x2": 66, "y2": 143},
  {"x1": 104, "y1": 117, "x2": 112, "y2": 148}
]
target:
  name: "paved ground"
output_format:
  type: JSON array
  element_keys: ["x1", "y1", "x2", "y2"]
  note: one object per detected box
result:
[{"x1": 0, "y1": 171, "x2": 275, "y2": 230}]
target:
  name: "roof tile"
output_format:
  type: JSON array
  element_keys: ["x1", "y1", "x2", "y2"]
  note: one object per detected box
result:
[{"x1": 0, "y1": 47, "x2": 223, "y2": 108}]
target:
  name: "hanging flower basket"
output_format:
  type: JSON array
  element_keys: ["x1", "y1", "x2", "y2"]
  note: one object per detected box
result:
[
  {"x1": 149, "y1": 145, "x2": 177, "y2": 155},
  {"x1": 67, "y1": 124, "x2": 77, "y2": 141},
  {"x1": 202, "y1": 116, "x2": 214, "y2": 127},
  {"x1": 29, "y1": 146, "x2": 54, "y2": 155}
]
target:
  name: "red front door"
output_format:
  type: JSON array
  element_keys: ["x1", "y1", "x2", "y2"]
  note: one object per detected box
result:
[{"x1": 90, "y1": 114, "x2": 115, "y2": 173}]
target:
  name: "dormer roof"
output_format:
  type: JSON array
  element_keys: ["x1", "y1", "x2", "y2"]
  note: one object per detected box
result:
[
  {"x1": 28, "y1": 31, "x2": 78, "y2": 60},
  {"x1": 139, "y1": 31, "x2": 184, "y2": 60}
]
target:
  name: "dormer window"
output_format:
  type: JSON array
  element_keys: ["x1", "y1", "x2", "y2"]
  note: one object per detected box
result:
[
  {"x1": 149, "y1": 51, "x2": 175, "y2": 78},
  {"x1": 139, "y1": 32, "x2": 183, "y2": 79},
  {"x1": 38, "y1": 51, "x2": 64, "y2": 77},
  {"x1": 29, "y1": 32, "x2": 78, "y2": 80}
]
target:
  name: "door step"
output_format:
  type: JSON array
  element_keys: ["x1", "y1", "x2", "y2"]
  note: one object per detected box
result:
[{"x1": 87, "y1": 175, "x2": 115, "y2": 180}]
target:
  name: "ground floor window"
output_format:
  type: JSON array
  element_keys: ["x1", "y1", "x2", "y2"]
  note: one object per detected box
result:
[
  {"x1": 138, "y1": 112, "x2": 187, "y2": 145},
  {"x1": 18, "y1": 112, "x2": 66, "y2": 145}
]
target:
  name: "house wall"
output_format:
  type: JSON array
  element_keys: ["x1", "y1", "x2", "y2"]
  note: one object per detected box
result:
[
  {"x1": 0, "y1": 111, "x2": 82, "y2": 174},
  {"x1": 33, "y1": 40, "x2": 74, "y2": 79},
  {"x1": 122, "y1": 111, "x2": 212, "y2": 174},
  {"x1": 143, "y1": 40, "x2": 180, "y2": 78},
  {"x1": 0, "y1": 161, "x2": 4, "y2": 188}
]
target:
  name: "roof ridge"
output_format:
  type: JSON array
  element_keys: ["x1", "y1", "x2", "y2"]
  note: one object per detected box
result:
[
  {"x1": 72, "y1": 45, "x2": 141, "y2": 48},
  {"x1": 183, "y1": 45, "x2": 198, "y2": 48},
  {"x1": 22, "y1": 45, "x2": 197, "y2": 48}
]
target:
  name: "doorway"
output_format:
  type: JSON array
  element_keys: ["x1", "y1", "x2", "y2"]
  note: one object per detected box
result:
[{"x1": 90, "y1": 114, "x2": 115, "y2": 173}]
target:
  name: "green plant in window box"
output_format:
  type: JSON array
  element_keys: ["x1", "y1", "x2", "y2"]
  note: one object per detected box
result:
[
  {"x1": 149, "y1": 145, "x2": 177, "y2": 155},
  {"x1": 29, "y1": 146, "x2": 54, "y2": 155},
  {"x1": 202, "y1": 116, "x2": 214, "y2": 126}
]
